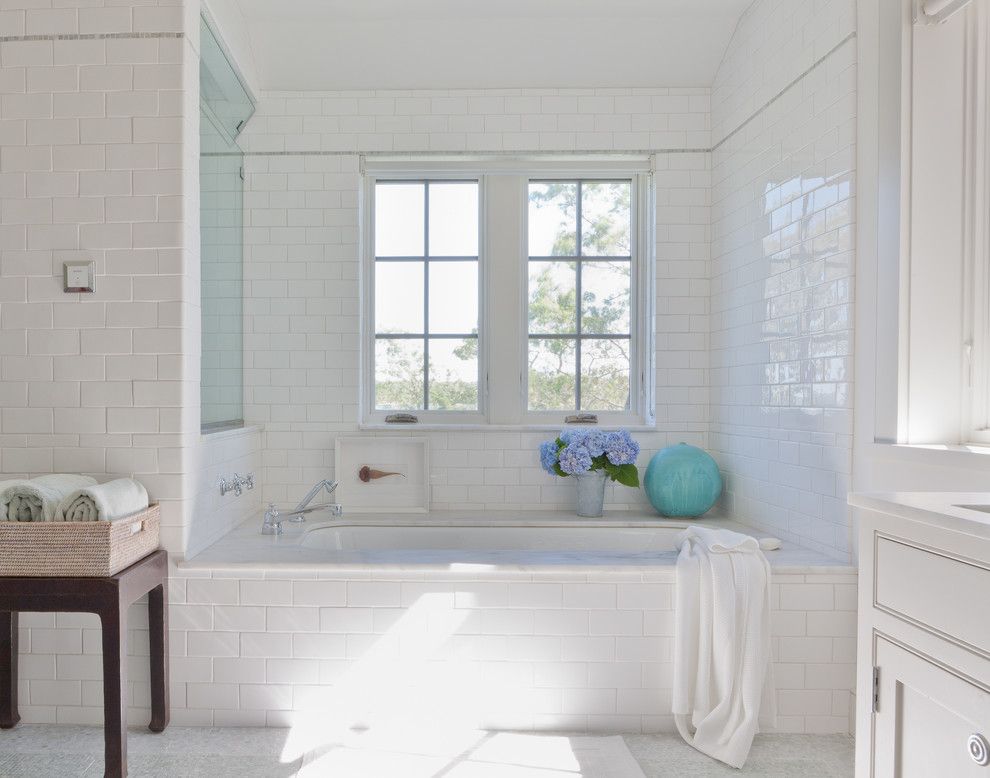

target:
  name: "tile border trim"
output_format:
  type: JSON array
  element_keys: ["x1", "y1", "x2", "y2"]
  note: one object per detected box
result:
[
  {"x1": 0, "y1": 32, "x2": 184, "y2": 43},
  {"x1": 712, "y1": 31, "x2": 857, "y2": 151}
]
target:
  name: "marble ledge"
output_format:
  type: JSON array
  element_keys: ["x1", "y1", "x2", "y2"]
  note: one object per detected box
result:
[
  {"x1": 849, "y1": 491, "x2": 990, "y2": 541},
  {"x1": 178, "y1": 509, "x2": 855, "y2": 577}
]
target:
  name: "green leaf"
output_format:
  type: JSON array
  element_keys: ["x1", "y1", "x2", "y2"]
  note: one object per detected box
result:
[
  {"x1": 553, "y1": 463, "x2": 567, "y2": 478},
  {"x1": 612, "y1": 464, "x2": 640, "y2": 488}
]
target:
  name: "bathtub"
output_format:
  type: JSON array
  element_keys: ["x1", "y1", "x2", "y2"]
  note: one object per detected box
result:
[
  {"x1": 168, "y1": 511, "x2": 857, "y2": 733},
  {"x1": 184, "y1": 511, "x2": 841, "y2": 570},
  {"x1": 300, "y1": 522, "x2": 687, "y2": 563}
]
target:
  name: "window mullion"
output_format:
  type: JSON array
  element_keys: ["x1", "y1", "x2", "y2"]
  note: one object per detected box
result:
[{"x1": 423, "y1": 181, "x2": 430, "y2": 411}]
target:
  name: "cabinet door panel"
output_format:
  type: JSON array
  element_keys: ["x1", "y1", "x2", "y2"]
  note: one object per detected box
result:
[{"x1": 874, "y1": 638, "x2": 990, "y2": 777}]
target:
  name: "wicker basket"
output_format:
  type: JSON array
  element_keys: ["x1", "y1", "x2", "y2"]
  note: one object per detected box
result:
[{"x1": 0, "y1": 504, "x2": 160, "y2": 577}]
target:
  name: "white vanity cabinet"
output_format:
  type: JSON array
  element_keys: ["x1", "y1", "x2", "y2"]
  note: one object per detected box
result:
[{"x1": 851, "y1": 494, "x2": 990, "y2": 778}]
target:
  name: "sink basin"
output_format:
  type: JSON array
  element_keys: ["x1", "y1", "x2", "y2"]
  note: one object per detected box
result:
[{"x1": 953, "y1": 504, "x2": 990, "y2": 514}]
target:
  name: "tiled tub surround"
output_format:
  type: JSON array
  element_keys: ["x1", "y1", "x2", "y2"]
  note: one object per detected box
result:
[
  {"x1": 709, "y1": 0, "x2": 858, "y2": 559},
  {"x1": 235, "y1": 88, "x2": 711, "y2": 516},
  {"x1": 11, "y1": 516, "x2": 856, "y2": 735}
]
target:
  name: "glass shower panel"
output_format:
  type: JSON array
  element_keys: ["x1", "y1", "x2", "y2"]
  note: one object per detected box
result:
[
  {"x1": 200, "y1": 112, "x2": 244, "y2": 430},
  {"x1": 200, "y1": 14, "x2": 253, "y2": 432}
]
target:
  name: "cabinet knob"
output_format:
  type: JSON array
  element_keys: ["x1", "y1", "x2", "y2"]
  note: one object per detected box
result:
[{"x1": 969, "y1": 733, "x2": 989, "y2": 766}]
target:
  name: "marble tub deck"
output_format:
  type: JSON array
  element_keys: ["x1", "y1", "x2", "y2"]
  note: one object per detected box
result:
[
  {"x1": 182, "y1": 510, "x2": 853, "y2": 574},
  {"x1": 0, "y1": 724, "x2": 855, "y2": 777}
]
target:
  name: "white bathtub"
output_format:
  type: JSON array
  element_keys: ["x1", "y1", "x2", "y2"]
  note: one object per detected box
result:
[
  {"x1": 185, "y1": 511, "x2": 833, "y2": 571},
  {"x1": 301, "y1": 523, "x2": 686, "y2": 553}
]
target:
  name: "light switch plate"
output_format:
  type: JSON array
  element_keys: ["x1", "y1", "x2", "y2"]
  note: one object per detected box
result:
[{"x1": 63, "y1": 260, "x2": 95, "y2": 293}]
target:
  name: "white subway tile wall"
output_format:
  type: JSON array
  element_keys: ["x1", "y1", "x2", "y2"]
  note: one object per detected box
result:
[
  {"x1": 237, "y1": 89, "x2": 711, "y2": 510},
  {"x1": 187, "y1": 426, "x2": 262, "y2": 558},
  {"x1": 0, "y1": 2, "x2": 201, "y2": 552},
  {"x1": 14, "y1": 565, "x2": 857, "y2": 734},
  {"x1": 709, "y1": 0, "x2": 857, "y2": 559}
]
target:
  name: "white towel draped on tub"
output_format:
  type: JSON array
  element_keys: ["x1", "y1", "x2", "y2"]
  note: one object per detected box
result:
[
  {"x1": 0, "y1": 474, "x2": 97, "y2": 522},
  {"x1": 672, "y1": 525, "x2": 775, "y2": 769},
  {"x1": 57, "y1": 478, "x2": 149, "y2": 522}
]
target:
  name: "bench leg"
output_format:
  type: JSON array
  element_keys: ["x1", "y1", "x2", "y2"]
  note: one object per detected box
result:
[
  {"x1": 0, "y1": 611, "x2": 19, "y2": 729},
  {"x1": 148, "y1": 582, "x2": 169, "y2": 732},
  {"x1": 100, "y1": 604, "x2": 128, "y2": 778}
]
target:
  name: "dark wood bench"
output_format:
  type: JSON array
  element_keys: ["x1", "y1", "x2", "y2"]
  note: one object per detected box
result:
[{"x1": 0, "y1": 549, "x2": 170, "y2": 778}]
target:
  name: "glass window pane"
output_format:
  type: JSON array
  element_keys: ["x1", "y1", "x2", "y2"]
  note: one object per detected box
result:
[
  {"x1": 375, "y1": 183, "x2": 424, "y2": 256},
  {"x1": 581, "y1": 261, "x2": 631, "y2": 335},
  {"x1": 528, "y1": 260, "x2": 577, "y2": 335},
  {"x1": 528, "y1": 337, "x2": 576, "y2": 410},
  {"x1": 375, "y1": 261, "x2": 424, "y2": 333},
  {"x1": 529, "y1": 182, "x2": 577, "y2": 256},
  {"x1": 581, "y1": 182, "x2": 631, "y2": 256},
  {"x1": 428, "y1": 338, "x2": 478, "y2": 410},
  {"x1": 375, "y1": 338, "x2": 424, "y2": 410},
  {"x1": 580, "y1": 338, "x2": 631, "y2": 411},
  {"x1": 429, "y1": 261, "x2": 478, "y2": 334},
  {"x1": 428, "y1": 182, "x2": 478, "y2": 256}
]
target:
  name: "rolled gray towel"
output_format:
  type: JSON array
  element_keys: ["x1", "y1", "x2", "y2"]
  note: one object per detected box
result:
[
  {"x1": 0, "y1": 474, "x2": 97, "y2": 522},
  {"x1": 0, "y1": 479, "x2": 29, "y2": 521},
  {"x1": 57, "y1": 478, "x2": 149, "y2": 522}
]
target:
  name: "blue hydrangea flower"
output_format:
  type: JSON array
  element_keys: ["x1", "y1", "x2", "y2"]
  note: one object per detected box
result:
[
  {"x1": 584, "y1": 429, "x2": 608, "y2": 457},
  {"x1": 604, "y1": 430, "x2": 640, "y2": 466},
  {"x1": 559, "y1": 429, "x2": 587, "y2": 446},
  {"x1": 557, "y1": 442, "x2": 593, "y2": 475},
  {"x1": 539, "y1": 440, "x2": 559, "y2": 474}
]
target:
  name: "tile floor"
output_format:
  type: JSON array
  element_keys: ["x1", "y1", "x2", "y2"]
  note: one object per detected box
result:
[{"x1": 0, "y1": 725, "x2": 854, "y2": 777}]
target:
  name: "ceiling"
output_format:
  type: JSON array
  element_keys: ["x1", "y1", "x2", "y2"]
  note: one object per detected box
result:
[{"x1": 206, "y1": 0, "x2": 752, "y2": 93}]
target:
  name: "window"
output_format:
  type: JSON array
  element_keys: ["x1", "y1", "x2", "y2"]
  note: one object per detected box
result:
[
  {"x1": 527, "y1": 180, "x2": 633, "y2": 413},
  {"x1": 372, "y1": 180, "x2": 481, "y2": 416},
  {"x1": 362, "y1": 161, "x2": 654, "y2": 427}
]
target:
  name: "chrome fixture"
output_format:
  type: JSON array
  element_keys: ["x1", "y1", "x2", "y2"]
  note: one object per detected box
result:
[
  {"x1": 261, "y1": 501, "x2": 343, "y2": 535},
  {"x1": 288, "y1": 479, "x2": 340, "y2": 523},
  {"x1": 261, "y1": 503, "x2": 282, "y2": 535},
  {"x1": 218, "y1": 472, "x2": 255, "y2": 497},
  {"x1": 969, "y1": 733, "x2": 989, "y2": 766},
  {"x1": 564, "y1": 413, "x2": 598, "y2": 424}
]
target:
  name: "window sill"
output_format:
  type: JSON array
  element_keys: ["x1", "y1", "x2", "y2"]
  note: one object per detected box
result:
[
  {"x1": 358, "y1": 423, "x2": 659, "y2": 433},
  {"x1": 200, "y1": 423, "x2": 263, "y2": 442},
  {"x1": 863, "y1": 441, "x2": 990, "y2": 469}
]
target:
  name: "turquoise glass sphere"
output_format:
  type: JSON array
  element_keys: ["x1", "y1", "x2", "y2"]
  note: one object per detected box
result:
[{"x1": 643, "y1": 443, "x2": 722, "y2": 517}]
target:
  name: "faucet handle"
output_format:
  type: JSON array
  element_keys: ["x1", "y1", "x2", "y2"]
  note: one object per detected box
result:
[{"x1": 327, "y1": 503, "x2": 343, "y2": 516}]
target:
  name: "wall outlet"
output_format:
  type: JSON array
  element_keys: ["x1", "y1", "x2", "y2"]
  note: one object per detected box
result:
[{"x1": 63, "y1": 260, "x2": 95, "y2": 293}]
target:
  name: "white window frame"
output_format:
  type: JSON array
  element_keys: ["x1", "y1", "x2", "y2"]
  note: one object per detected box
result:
[
  {"x1": 360, "y1": 157, "x2": 656, "y2": 430},
  {"x1": 964, "y1": 1, "x2": 990, "y2": 445}
]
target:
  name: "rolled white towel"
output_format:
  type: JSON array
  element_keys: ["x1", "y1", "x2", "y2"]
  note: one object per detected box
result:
[
  {"x1": 0, "y1": 479, "x2": 30, "y2": 521},
  {"x1": 0, "y1": 474, "x2": 98, "y2": 522},
  {"x1": 58, "y1": 478, "x2": 149, "y2": 522}
]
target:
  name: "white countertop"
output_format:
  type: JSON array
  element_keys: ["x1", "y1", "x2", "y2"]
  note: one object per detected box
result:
[
  {"x1": 848, "y1": 492, "x2": 990, "y2": 540},
  {"x1": 180, "y1": 509, "x2": 854, "y2": 574}
]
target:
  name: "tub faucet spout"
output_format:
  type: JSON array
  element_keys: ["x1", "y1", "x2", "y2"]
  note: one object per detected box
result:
[
  {"x1": 261, "y1": 504, "x2": 282, "y2": 535},
  {"x1": 288, "y1": 479, "x2": 341, "y2": 523}
]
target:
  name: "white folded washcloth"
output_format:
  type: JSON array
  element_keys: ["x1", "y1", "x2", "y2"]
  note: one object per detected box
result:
[
  {"x1": 57, "y1": 478, "x2": 149, "y2": 522},
  {"x1": 0, "y1": 474, "x2": 98, "y2": 522},
  {"x1": 672, "y1": 525, "x2": 775, "y2": 769}
]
